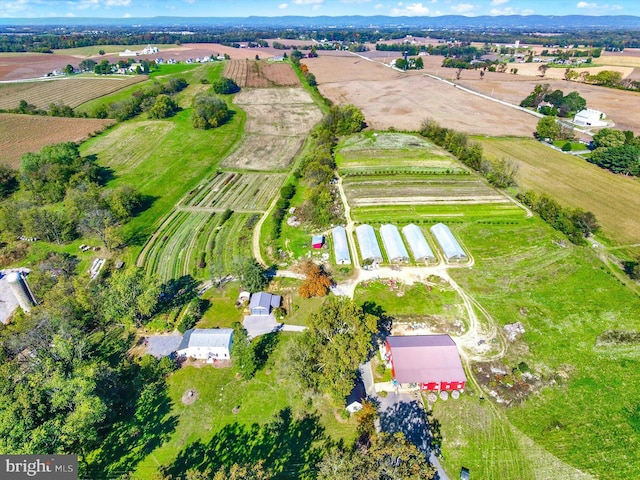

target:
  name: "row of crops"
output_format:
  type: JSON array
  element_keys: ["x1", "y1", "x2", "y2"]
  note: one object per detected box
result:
[
  {"x1": 144, "y1": 211, "x2": 255, "y2": 282},
  {"x1": 180, "y1": 171, "x2": 286, "y2": 212}
]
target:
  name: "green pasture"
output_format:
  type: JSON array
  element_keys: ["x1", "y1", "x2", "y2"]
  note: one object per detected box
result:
[
  {"x1": 351, "y1": 203, "x2": 526, "y2": 224},
  {"x1": 134, "y1": 333, "x2": 357, "y2": 477},
  {"x1": 551, "y1": 140, "x2": 589, "y2": 152},
  {"x1": 81, "y1": 95, "x2": 245, "y2": 260},
  {"x1": 354, "y1": 280, "x2": 463, "y2": 322},
  {"x1": 435, "y1": 218, "x2": 640, "y2": 479}
]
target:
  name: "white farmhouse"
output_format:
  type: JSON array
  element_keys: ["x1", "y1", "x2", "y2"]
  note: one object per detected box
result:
[
  {"x1": 141, "y1": 44, "x2": 159, "y2": 55},
  {"x1": 574, "y1": 109, "x2": 607, "y2": 127},
  {"x1": 176, "y1": 328, "x2": 233, "y2": 360}
]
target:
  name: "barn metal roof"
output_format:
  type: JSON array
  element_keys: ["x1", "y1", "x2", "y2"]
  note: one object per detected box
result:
[
  {"x1": 380, "y1": 224, "x2": 409, "y2": 263},
  {"x1": 386, "y1": 335, "x2": 466, "y2": 384},
  {"x1": 356, "y1": 224, "x2": 383, "y2": 263},
  {"x1": 332, "y1": 226, "x2": 351, "y2": 264},
  {"x1": 178, "y1": 328, "x2": 233, "y2": 351},
  {"x1": 249, "y1": 292, "x2": 281, "y2": 311},
  {"x1": 402, "y1": 224, "x2": 435, "y2": 262},
  {"x1": 430, "y1": 223, "x2": 467, "y2": 262}
]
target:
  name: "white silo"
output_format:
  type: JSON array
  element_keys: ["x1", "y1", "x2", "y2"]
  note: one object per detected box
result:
[{"x1": 6, "y1": 271, "x2": 36, "y2": 313}]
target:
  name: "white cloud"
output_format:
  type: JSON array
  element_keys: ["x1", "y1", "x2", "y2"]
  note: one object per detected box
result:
[
  {"x1": 490, "y1": 7, "x2": 515, "y2": 14},
  {"x1": 450, "y1": 2, "x2": 474, "y2": 13},
  {"x1": 390, "y1": 2, "x2": 430, "y2": 15},
  {"x1": 576, "y1": 2, "x2": 623, "y2": 10},
  {"x1": 292, "y1": 0, "x2": 324, "y2": 4},
  {"x1": 374, "y1": 3, "x2": 384, "y2": 8},
  {"x1": 340, "y1": 0, "x2": 373, "y2": 3},
  {"x1": 491, "y1": 0, "x2": 508, "y2": 5},
  {"x1": 123, "y1": 12, "x2": 130, "y2": 17},
  {"x1": 106, "y1": 0, "x2": 130, "y2": 5},
  {"x1": 312, "y1": 3, "x2": 322, "y2": 9},
  {"x1": 279, "y1": 3, "x2": 288, "y2": 8}
]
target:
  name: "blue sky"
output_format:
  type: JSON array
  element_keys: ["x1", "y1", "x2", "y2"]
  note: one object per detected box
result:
[{"x1": 1, "y1": 0, "x2": 638, "y2": 18}]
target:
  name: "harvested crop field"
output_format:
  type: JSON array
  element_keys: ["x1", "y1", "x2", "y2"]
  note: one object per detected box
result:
[
  {"x1": 305, "y1": 56, "x2": 539, "y2": 136},
  {"x1": 0, "y1": 113, "x2": 113, "y2": 167},
  {"x1": 222, "y1": 87, "x2": 320, "y2": 169},
  {"x1": 0, "y1": 52, "x2": 80, "y2": 80},
  {"x1": 478, "y1": 137, "x2": 640, "y2": 244},
  {"x1": 223, "y1": 59, "x2": 300, "y2": 87},
  {"x1": 456, "y1": 73, "x2": 640, "y2": 135},
  {"x1": 0, "y1": 75, "x2": 146, "y2": 110},
  {"x1": 222, "y1": 134, "x2": 303, "y2": 170}
]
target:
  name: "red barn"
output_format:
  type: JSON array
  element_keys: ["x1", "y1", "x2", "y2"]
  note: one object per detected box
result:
[{"x1": 384, "y1": 335, "x2": 466, "y2": 391}]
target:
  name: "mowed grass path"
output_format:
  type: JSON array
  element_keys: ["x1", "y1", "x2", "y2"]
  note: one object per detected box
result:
[
  {"x1": 443, "y1": 219, "x2": 640, "y2": 479},
  {"x1": 81, "y1": 94, "x2": 244, "y2": 254},
  {"x1": 477, "y1": 137, "x2": 640, "y2": 245}
]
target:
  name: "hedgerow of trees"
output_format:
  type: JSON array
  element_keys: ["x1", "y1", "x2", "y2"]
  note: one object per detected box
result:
[
  {"x1": 521, "y1": 83, "x2": 587, "y2": 117},
  {"x1": 587, "y1": 128, "x2": 640, "y2": 176},
  {"x1": 212, "y1": 77, "x2": 240, "y2": 94}
]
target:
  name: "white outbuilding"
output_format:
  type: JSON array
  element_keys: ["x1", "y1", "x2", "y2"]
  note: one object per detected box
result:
[
  {"x1": 176, "y1": 328, "x2": 234, "y2": 360},
  {"x1": 356, "y1": 224, "x2": 383, "y2": 264},
  {"x1": 573, "y1": 109, "x2": 607, "y2": 127},
  {"x1": 379, "y1": 224, "x2": 409, "y2": 263},
  {"x1": 402, "y1": 224, "x2": 436, "y2": 263}
]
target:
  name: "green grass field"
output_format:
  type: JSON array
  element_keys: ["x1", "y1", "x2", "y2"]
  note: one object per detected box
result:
[
  {"x1": 477, "y1": 137, "x2": 640, "y2": 245},
  {"x1": 429, "y1": 218, "x2": 640, "y2": 479}
]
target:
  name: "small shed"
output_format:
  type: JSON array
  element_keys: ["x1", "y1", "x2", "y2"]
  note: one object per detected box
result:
[
  {"x1": 176, "y1": 328, "x2": 233, "y2": 360},
  {"x1": 332, "y1": 226, "x2": 351, "y2": 264},
  {"x1": 345, "y1": 376, "x2": 366, "y2": 414},
  {"x1": 249, "y1": 292, "x2": 282, "y2": 316},
  {"x1": 312, "y1": 235, "x2": 324, "y2": 249},
  {"x1": 460, "y1": 467, "x2": 470, "y2": 480}
]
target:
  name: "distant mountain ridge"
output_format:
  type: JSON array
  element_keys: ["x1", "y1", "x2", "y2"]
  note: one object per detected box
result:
[{"x1": 1, "y1": 15, "x2": 640, "y2": 29}]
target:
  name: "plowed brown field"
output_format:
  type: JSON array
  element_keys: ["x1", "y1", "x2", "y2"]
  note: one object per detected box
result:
[
  {"x1": 223, "y1": 60, "x2": 299, "y2": 88},
  {"x1": 0, "y1": 76, "x2": 145, "y2": 110},
  {"x1": 0, "y1": 114, "x2": 113, "y2": 168}
]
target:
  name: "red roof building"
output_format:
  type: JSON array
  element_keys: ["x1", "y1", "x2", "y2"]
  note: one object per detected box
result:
[{"x1": 384, "y1": 335, "x2": 466, "y2": 391}]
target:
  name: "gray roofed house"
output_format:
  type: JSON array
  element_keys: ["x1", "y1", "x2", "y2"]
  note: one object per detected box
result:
[
  {"x1": 249, "y1": 292, "x2": 282, "y2": 316},
  {"x1": 176, "y1": 328, "x2": 234, "y2": 360},
  {"x1": 402, "y1": 223, "x2": 436, "y2": 263},
  {"x1": 430, "y1": 223, "x2": 467, "y2": 263}
]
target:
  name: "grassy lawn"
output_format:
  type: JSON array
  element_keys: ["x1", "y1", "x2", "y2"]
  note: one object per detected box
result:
[
  {"x1": 439, "y1": 218, "x2": 640, "y2": 479},
  {"x1": 354, "y1": 280, "x2": 463, "y2": 321},
  {"x1": 134, "y1": 333, "x2": 357, "y2": 477},
  {"x1": 552, "y1": 140, "x2": 588, "y2": 151},
  {"x1": 477, "y1": 136, "x2": 640, "y2": 245},
  {"x1": 199, "y1": 284, "x2": 244, "y2": 329}
]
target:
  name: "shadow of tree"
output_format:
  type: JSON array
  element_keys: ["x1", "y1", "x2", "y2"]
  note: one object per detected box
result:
[
  {"x1": 158, "y1": 275, "x2": 199, "y2": 312},
  {"x1": 361, "y1": 301, "x2": 392, "y2": 350},
  {"x1": 253, "y1": 332, "x2": 280, "y2": 370},
  {"x1": 379, "y1": 398, "x2": 433, "y2": 457},
  {"x1": 162, "y1": 407, "x2": 325, "y2": 479},
  {"x1": 86, "y1": 379, "x2": 178, "y2": 478}
]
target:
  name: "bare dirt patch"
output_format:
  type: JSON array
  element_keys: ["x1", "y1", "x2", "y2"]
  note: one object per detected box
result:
[
  {"x1": 224, "y1": 59, "x2": 300, "y2": 88},
  {"x1": 0, "y1": 52, "x2": 80, "y2": 80},
  {"x1": 181, "y1": 389, "x2": 199, "y2": 405},
  {"x1": 0, "y1": 75, "x2": 146, "y2": 110},
  {"x1": 234, "y1": 87, "x2": 314, "y2": 105},
  {"x1": 222, "y1": 134, "x2": 304, "y2": 170},
  {"x1": 0, "y1": 113, "x2": 114, "y2": 168}
]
